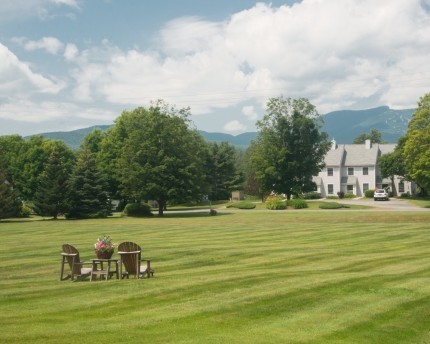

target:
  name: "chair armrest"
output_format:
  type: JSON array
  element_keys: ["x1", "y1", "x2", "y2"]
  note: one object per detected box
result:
[{"x1": 118, "y1": 251, "x2": 141, "y2": 255}]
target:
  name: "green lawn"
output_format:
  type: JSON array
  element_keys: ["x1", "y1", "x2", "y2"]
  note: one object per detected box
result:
[{"x1": 1, "y1": 211, "x2": 430, "y2": 343}]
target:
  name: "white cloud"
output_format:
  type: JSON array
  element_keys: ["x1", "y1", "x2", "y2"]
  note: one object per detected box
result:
[
  {"x1": 24, "y1": 37, "x2": 64, "y2": 54},
  {"x1": 64, "y1": 43, "x2": 79, "y2": 60},
  {"x1": 68, "y1": 0, "x2": 430, "y2": 117},
  {"x1": 223, "y1": 120, "x2": 247, "y2": 133},
  {"x1": 242, "y1": 105, "x2": 259, "y2": 121},
  {"x1": 0, "y1": 0, "x2": 79, "y2": 20},
  {"x1": 0, "y1": 99, "x2": 116, "y2": 123},
  {"x1": 0, "y1": 43, "x2": 65, "y2": 97}
]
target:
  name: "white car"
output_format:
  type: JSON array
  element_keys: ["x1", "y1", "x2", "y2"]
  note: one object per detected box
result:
[{"x1": 374, "y1": 189, "x2": 389, "y2": 201}]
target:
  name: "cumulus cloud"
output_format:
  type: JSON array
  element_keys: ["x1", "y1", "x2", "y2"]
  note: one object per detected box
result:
[
  {"x1": 242, "y1": 105, "x2": 259, "y2": 121},
  {"x1": 0, "y1": 42, "x2": 64, "y2": 98},
  {"x1": 23, "y1": 36, "x2": 64, "y2": 54},
  {"x1": 2, "y1": 0, "x2": 430, "y2": 133},
  {"x1": 64, "y1": 43, "x2": 79, "y2": 60},
  {"x1": 0, "y1": 99, "x2": 116, "y2": 122},
  {"x1": 223, "y1": 120, "x2": 247, "y2": 133},
  {"x1": 0, "y1": 0, "x2": 79, "y2": 20},
  {"x1": 68, "y1": 0, "x2": 430, "y2": 116}
]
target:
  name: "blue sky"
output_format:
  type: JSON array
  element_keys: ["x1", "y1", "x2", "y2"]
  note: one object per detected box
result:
[{"x1": 1, "y1": 0, "x2": 429, "y2": 136}]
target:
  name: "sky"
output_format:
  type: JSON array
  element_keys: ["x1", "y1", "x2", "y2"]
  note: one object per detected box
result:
[{"x1": 1, "y1": 0, "x2": 429, "y2": 136}]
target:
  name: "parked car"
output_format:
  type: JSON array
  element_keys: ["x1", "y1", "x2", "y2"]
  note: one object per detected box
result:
[{"x1": 374, "y1": 189, "x2": 389, "y2": 201}]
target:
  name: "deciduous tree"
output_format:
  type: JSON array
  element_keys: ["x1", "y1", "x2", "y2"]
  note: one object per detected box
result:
[
  {"x1": 251, "y1": 97, "x2": 330, "y2": 199},
  {"x1": 403, "y1": 93, "x2": 430, "y2": 195},
  {"x1": 113, "y1": 101, "x2": 208, "y2": 216}
]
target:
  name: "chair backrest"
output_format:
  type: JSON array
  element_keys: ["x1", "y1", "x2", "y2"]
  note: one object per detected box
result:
[
  {"x1": 118, "y1": 241, "x2": 141, "y2": 274},
  {"x1": 62, "y1": 244, "x2": 82, "y2": 274}
]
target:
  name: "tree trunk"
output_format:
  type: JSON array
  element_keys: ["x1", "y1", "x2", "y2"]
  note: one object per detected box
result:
[{"x1": 158, "y1": 200, "x2": 164, "y2": 216}]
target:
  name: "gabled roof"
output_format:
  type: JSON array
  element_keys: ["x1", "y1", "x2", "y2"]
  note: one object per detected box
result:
[
  {"x1": 343, "y1": 144, "x2": 379, "y2": 166},
  {"x1": 325, "y1": 144, "x2": 345, "y2": 166},
  {"x1": 325, "y1": 142, "x2": 396, "y2": 167}
]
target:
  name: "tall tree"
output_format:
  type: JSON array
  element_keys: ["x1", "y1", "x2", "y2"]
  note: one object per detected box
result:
[
  {"x1": 379, "y1": 137, "x2": 406, "y2": 195},
  {"x1": 114, "y1": 101, "x2": 208, "y2": 216},
  {"x1": 251, "y1": 97, "x2": 330, "y2": 200},
  {"x1": 33, "y1": 149, "x2": 71, "y2": 219},
  {"x1": 353, "y1": 128, "x2": 385, "y2": 144},
  {"x1": 206, "y1": 142, "x2": 244, "y2": 201},
  {"x1": 403, "y1": 93, "x2": 430, "y2": 195},
  {"x1": 67, "y1": 147, "x2": 111, "y2": 219},
  {"x1": 0, "y1": 151, "x2": 22, "y2": 220}
]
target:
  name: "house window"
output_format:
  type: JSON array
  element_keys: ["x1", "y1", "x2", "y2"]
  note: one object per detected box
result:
[
  {"x1": 363, "y1": 167, "x2": 368, "y2": 175},
  {"x1": 363, "y1": 183, "x2": 369, "y2": 191},
  {"x1": 348, "y1": 167, "x2": 354, "y2": 175},
  {"x1": 347, "y1": 185, "x2": 354, "y2": 193},
  {"x1": 399, "y1": 182, "x2": 405, "y2": 193},
  {"x1": 327, "y1": 168, "x2": 333, "y2": 176},
  {"x1": 328, "y1": 184, "x2": 334, "y2": 194}
]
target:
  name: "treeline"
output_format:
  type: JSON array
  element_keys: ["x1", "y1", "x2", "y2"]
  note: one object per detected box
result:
[
  {"x1": 0, "y1": 101, "x2": 244, "y2": 219},
  {"x1": 1, "y1": 93, "x2": 429, "y2": 220}
]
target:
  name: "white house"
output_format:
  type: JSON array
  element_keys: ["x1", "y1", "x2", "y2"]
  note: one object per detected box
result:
[{"x1": 313, "y1": 139, "x2": 415, "y2": 197}]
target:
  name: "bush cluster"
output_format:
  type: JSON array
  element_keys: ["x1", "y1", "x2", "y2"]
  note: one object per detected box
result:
[
  {"x1": 364, "y1": 189, "x2": 375, "y2": 198},
  {"x1": 303, "y1": 192, "x2": 321, "y2": 199},
  {"x1": 319, "y1": 202, "x2": 350, "y2": 209},
  {"x1": 344, "y1": 193, "x2": 356, "y2": 199},
  {"x1": 286, "y1": 199, "x2": 308, "y2": 209},
  {"x1": 265, "y1": 200, "x2": 287, "y2": 210},
  {"x1": 123, "y1": 202, "x2": 153, "y2": 217},
  {"x1": 226, "y1": 201, "x2": 256, "y2": 209}
]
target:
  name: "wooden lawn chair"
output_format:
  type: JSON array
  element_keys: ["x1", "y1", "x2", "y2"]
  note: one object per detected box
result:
[
  {"x1": 60, "y1": 244, "x2": 92, "y2": 282},
  {"x1": 117, "y1": 241, "x2": 154, "y2": 279}
]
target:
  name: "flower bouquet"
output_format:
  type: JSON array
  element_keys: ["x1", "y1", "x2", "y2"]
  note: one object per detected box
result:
[{"x1": 94, "y1": 235, "x2": 116, "y2": 259}]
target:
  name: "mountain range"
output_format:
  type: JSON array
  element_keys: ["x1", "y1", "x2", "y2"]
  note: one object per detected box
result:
[{"x1": 27, "y1": 106, "x2": 414, "y2": 150}]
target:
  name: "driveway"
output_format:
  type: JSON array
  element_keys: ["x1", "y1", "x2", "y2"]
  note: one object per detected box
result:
[{"x1": 331, "y1": 198, "x2": 429, "y2": 211}]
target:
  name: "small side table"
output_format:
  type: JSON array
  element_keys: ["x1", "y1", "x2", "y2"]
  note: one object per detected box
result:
[{"x1": 90, "y1": 259, "x2": 119, "y2": 281}]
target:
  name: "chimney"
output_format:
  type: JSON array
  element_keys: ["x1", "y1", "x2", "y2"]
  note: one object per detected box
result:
[
  {"x1": 365, "y1": 139, "x2": 372, "y2": 149},
  {"x1": 331, "y1": 138, "x2": 337, "y2": 150}
]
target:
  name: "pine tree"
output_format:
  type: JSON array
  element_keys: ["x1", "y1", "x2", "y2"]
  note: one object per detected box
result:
[
  {"x1": 67, "y1": 147, "x2": 111, "y2": 219},
  {"x1": 33, "y1": 149, "x2": 70, "y2": 219}
]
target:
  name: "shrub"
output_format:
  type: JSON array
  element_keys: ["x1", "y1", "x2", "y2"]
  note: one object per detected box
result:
[
  {"x1": 319, "y1": 202, "x2": 350, "y2": 209},
  {"x1": 266, "y1": 200, "x2": 287, "y2": 210},
  {"x1": 365, "y1": 189, "x2": 374, "y2": 198},
  {"x1": 337, "y1": 191, "x2": 345, "y2": 199},
  {"x1": 20, "y1": 204, "x2": 33, "y2": 217},
  {"x1": 123, "y1": 202, "x2": 153, "y2": 217},
  {"x1": 209, "y1": 209, "x2": 217, "y2": 216},
  {"x1": 344, "y1": 193, "x2": 356, "y2": 199},
  {"x1": 400, "y1": 192, "x2": 411, "y2": 198},
  {"x1": 265, "y1": 195, "x2": 284, "y2": 202},
  {"x1": 326, "y1": 195, "x2": 338, "y2": 199},
  {"x1": 286, "y1": 199, "x2": 308, "y2": 209},
  {"x1": 226, "y1": 202, "x2": 256, "y2": 209},
  {"x1": 303, "y1": 192, "x2": 321, "y2": 199}
]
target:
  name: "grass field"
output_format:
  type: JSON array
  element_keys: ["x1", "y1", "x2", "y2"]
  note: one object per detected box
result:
[{"x1": 1, "y1": 211, "x2": 430, "y2": 343}]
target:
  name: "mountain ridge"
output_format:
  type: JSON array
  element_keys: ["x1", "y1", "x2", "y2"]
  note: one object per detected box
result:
[{"x1": 21, "y1": 106, "x2": 414, "y2": 150}]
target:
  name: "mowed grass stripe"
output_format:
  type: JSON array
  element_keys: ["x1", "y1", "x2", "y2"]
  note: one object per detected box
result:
[{"x1": 1, "y1": 211, "x2": 430, "y2": 343}]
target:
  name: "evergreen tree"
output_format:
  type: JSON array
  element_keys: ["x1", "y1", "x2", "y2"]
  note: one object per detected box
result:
[
  {"x1": 33, "y1": 149, "x2": 70, "y2": 219},
  {"x1": 206, "y1": 142, "x2": 244, "y2": 200},
  {"x1": 67, "y1": 147, "x2": 111, "y2": 219}
]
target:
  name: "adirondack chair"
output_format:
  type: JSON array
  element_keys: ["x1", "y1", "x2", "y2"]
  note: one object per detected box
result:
[
  {"x1": 117, "y1": 241, "x2": 154, "y2": 279},
  {"x1": 60, "y1": 244, "x2": 92, "y2": 282}
]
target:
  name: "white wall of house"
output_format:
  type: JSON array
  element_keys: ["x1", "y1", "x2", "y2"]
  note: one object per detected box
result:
[{"x1": 315, "y1": 141, "x2": 414, "y2": 198}]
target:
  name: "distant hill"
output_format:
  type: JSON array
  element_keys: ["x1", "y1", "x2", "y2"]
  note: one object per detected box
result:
[
  {"x1": 27, "y1": 106, "x2": 414, "y2": 149},
  {"x1": 322, "y1": 106, "x2": 414, "y2": 143}
]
